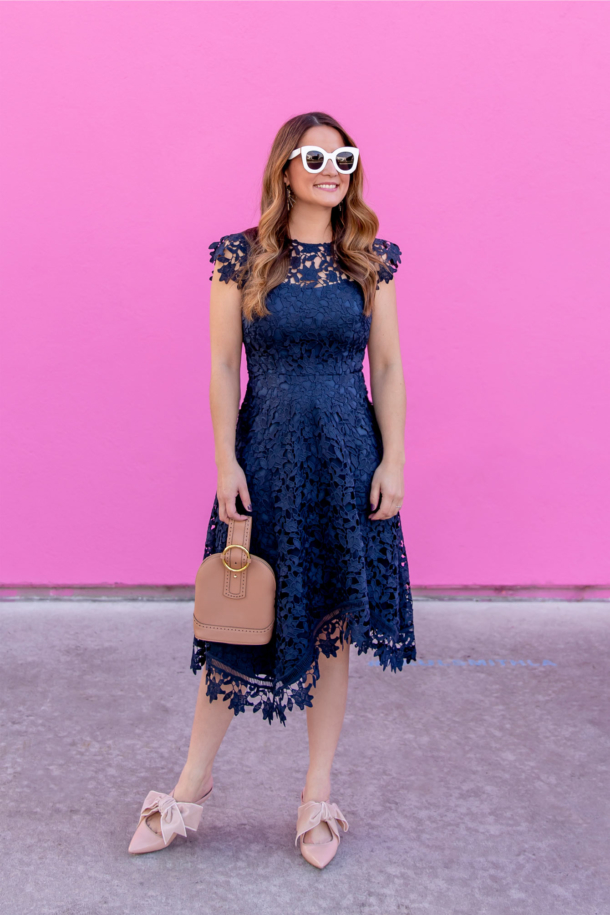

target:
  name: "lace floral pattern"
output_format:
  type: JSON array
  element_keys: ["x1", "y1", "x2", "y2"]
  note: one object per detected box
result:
[
  {"x1": 194, "y1": 231, "x2": 416, "y2": 724},
  {"x1": 208, "y1": 233, "x2": 402, "y2": 291}
]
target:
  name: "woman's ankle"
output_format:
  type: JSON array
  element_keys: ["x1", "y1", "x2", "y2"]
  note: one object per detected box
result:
[
  {"x1": 174, "y1": 765, "x2": 213, "y2": 802},
  {"x1": 303, "y1": 772, "x2": 331, "y2": 803}
]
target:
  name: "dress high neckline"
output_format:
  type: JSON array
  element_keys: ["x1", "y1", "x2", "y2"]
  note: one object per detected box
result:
[{"x1": 290, "y1": 237, "x2": 333, "y2": 248}]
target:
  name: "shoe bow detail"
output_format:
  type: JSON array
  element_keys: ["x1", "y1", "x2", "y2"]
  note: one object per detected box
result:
[
  {"x1": 137, "y1": 791, "x2": 204, "y2": 846},
  {"x1": 295, "y1": 799, "x2": 349, "y2": 846}
]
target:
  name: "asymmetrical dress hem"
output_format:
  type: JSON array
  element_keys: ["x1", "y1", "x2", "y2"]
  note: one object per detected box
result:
[
  {"x1": 192, "y1": 585, "x2": 416, "y2": 725},
  {"x1": 191, "y1": 230, "x2": 416, "y2": 725}
]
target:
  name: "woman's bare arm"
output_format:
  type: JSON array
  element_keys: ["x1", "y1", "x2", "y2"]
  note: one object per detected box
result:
[
  {"x1": 366, "y1": 277, "x2": 406, "y2": 520},
  {"x1": 209, "y1": 263, "x2": 252, "y2": 522}
]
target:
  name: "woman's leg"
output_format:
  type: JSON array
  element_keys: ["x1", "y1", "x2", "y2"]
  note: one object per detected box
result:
[
  {"x1": 146, "y1": 666, "x2": 234, "y2": 835},
  {"x1": 302, "y1": 628, "x2": 351, "y2": 844}
]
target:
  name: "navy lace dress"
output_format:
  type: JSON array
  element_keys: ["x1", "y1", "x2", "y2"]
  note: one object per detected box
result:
[{"x1": 191, "y1": 231, "x2": 416, "y2": 724}]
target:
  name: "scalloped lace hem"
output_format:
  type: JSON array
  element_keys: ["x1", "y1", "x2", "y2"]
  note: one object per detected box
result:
[{"x1": 190, "y1": 604, "x2": 416, "y2": 725}]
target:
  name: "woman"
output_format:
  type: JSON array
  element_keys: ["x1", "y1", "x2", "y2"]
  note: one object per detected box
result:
[{"x1": 128, "y1": 111, "x2": 416, "y2": 869}]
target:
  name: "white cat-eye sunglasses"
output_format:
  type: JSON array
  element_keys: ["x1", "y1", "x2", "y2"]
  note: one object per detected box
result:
[{"x1": 289, "y1": 145, "x2": 360, "y2": 175}]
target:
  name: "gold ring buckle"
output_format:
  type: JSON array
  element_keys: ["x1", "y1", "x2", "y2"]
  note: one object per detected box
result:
[{"x1": 222, "y1": 544, "x2": 250, "y2": 572}]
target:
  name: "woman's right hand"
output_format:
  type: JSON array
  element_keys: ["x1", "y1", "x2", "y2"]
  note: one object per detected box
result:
[{"x1": 216, "y1": 458, "x2": 252, "y2": 523}]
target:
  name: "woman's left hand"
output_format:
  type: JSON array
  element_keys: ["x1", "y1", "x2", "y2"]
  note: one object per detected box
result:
[{"x1": 368, "y1": 459, "x2": 404, "y2": 520}]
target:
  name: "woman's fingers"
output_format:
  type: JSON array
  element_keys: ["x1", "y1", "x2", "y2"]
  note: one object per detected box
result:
[
  {"x1": 369, "y1": 460, "x2": 404, "y2": 520},
  {"x1": 220, "y1": 495, "x2": 250, "y2": 522},
  {"x1": 369, "y1": 482, "x2": 380, "y2": 514},
  {"x1": 369, "y1": 490, "x2": 403, "y2": 520},
  {"x1": 239, "y1": 484, "x2": 252, "y2": 515},
  {"x1": 215, "y1": 458, "x2": 253, "y2": 523}
]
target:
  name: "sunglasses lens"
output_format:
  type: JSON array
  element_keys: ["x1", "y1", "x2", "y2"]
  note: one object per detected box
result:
[
  {"x1": 336, "y1": 150, "x2": 355, "y2": 172},
  {"x1": 305, "y1": 149, "x2": 325, "y2": 171}
]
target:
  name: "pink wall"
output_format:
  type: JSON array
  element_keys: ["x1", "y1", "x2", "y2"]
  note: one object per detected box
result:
[{"x1": 1, "y1": 3, "x2": 609, "y2": 588}]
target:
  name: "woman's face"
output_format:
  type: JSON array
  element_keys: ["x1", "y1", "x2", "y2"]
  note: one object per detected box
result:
[{"x1": 284, "y1": 125, "x2": 350, "y2": 210}]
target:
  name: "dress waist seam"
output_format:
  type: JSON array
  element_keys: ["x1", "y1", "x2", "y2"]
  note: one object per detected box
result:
[{"x1": 248, "y1": 368, "x2": 363, "y2": 377}]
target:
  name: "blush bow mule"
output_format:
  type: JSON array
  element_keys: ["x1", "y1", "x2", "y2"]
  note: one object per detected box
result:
[
  {"x1": 295, "y1": 790, "x2": 349, "y2": 869},
  {"x1": 128, "y1": 782, "x2": 213, "y2": 855}
]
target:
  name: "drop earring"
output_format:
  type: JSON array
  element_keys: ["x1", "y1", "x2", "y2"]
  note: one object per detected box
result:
[{"x1": 286, "y1": 184, "x2": 294, "y2": 211}]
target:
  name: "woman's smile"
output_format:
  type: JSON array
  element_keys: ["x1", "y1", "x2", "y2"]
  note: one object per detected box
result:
[{"x1": 313, "y1": 182, "x2": 339, "y2": 192}]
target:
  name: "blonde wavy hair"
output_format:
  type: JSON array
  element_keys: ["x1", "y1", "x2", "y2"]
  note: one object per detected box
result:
[{"x1": 236, "y1": 112, "x2": 388, "y2": 321}]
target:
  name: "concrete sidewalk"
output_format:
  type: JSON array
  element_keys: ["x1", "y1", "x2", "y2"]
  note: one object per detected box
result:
[{"x1": 1, "y1": 599, "x2": 608, "y2": 915}]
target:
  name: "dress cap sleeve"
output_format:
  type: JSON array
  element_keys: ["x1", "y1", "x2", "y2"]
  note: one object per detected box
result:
[
  {"x1": 372, "y1": 238, "x2": 402, "y2": 287},
  {"x1": 209, "y1": 231, "x2": 250, "y2": 287}
]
